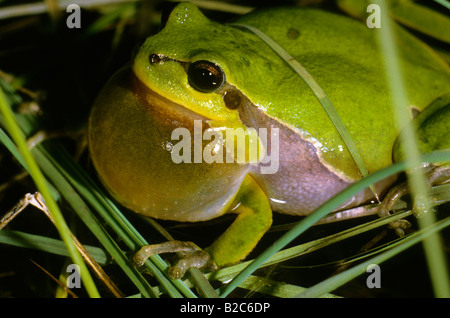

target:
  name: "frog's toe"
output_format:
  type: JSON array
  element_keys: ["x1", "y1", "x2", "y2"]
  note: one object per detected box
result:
[
  {"x1": 378, "y1": 164, "x2": 450, "y2": 236},
  {"x1": 133, "y1": 240, "x2": 217, "y2": 279},
  {"x1": 168, "y1": 250, "x2": 218, "y2": 279},
  {"x1": 388, "y1": 219, "x2": 411, "y2": 237},
  {"x1": 377, "y1": 182, "x2": 410, "y2": 236}
]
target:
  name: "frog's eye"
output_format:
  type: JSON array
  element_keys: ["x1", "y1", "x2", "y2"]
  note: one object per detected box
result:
[{"x1": 187, "y1": 60, "x2": 225, "y2": 93}]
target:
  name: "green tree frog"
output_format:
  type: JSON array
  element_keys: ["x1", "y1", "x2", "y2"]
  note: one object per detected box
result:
[{"x1": 88, "y1": 2, "x2": 450, "y2": 278}]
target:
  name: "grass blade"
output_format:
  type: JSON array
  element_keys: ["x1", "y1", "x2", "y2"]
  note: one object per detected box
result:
[
  {"x1": 0, "y1": 87, "x2": 100, "y2": 298},
  {"x1": 0, "y1": 229, "x2": 109, "y2": 265},
  {"x1": 372, "y1": 0, "x2": 450, "y2": 297},
  {"x1": 219, "y1": 150, "x2": 450, "y2": 297},
  {"x1": 297, "y1": 216, "x2": 450, "y2": 297}
]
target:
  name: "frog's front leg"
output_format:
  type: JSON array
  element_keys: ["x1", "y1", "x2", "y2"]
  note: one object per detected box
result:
[
  {"x1": 133, "y1": 175, "x2": 272, "y2": 279},
  {"x1": 376, "y1": 181, "x2": 411, "y2": 236}
]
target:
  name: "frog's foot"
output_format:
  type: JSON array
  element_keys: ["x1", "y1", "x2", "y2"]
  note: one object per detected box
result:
[
  {"x1": 377, "y1": 182, "x2": 411, "y2": 236},
  {"x1": 133, "y1": 241, "x2": 218, "y2": 279},
  {"x1": 378, "y1": 165, "x2": 450, "y2": 236}
]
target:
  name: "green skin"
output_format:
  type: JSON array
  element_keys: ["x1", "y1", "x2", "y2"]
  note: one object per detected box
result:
[{"x1": 89, "y1": 3, "x2": 450, "y2": 274}]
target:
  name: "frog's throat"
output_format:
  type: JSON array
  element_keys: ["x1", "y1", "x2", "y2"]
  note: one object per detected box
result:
[{"x1": 91, "y1": 68, "x2": 249, "y2": 222}]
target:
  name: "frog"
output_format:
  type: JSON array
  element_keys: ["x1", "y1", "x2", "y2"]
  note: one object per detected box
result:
[{"x1": 88, "y1": 2, "x2": 450, "y2": 279}]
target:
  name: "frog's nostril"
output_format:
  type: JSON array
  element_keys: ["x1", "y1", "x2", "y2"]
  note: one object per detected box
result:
[{"x1": 149, "y1": 53, "x2": 161, "y2": 64}]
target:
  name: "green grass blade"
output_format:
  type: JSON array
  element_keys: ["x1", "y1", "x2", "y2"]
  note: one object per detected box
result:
[
  {"x1": 372, "y1": 0, "x2": 450, "y2": 297},
  {"x1": 0, "y1": 128, "x2": 27, "y2": 168},
  {"x1": 297, "y1": 216, "x2": 450, "y2": 298},
  {"x1": 0, "y1": 85, "x2": 207, "y2": 298},
  {"x1": 0, "y1": 230, "x2": 110, "y2": 265},
  {"x1": 31, "y1": 146, "x2": 160, "y2": 298},
  {"x1": 36, "y1": 143, "x2": 197, "y2": 298},
  {"x1": 0, "y1": 81, "x2": 194, "y2": 297},
  {"x1": 0, "y1": 113, "x2": 160, "y2": 297},
  {"x1": 434, "y1": 0, "x2": 450, "y2": 10},
  {"x1": 211, "y1": 207, "x2": 409, "y2": 296},
  {"x1": 236, "y1": 275, "x2": 339, "y2": 298},
  {"x1": 0, "y1": 87, "x2": 100, "y2": 298},
  {"x1": 219, "y1": 150, "x2": 450, "y2": 297}
]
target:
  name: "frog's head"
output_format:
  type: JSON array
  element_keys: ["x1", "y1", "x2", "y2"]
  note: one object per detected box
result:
[{"x1": 132, "y1": 2, "x2": 274, "y2": 130}]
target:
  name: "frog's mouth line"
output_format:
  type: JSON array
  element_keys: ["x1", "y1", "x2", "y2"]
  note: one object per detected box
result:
[
  {"x1": 129, "y1": 69, "x2": 211, "y2": 125},
  {"x1": 130, "y1": 66, "x2": 253, "y2": 132}
]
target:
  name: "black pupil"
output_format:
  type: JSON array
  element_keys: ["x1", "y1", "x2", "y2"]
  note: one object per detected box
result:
[{"x1": 188, "y1": 61, "x2": 224, "y2": 93}]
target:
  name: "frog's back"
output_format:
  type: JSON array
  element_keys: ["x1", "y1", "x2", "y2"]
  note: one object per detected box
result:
[
  {"x1": 233, "y1": 7, "x2": 450, "y2": 215},
  {"x1": 235, "y1": 7, "x2": 450, "y2": 178},
  {"x1": 236, "y1": 7, "x2": 450, "y2": 101}
]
